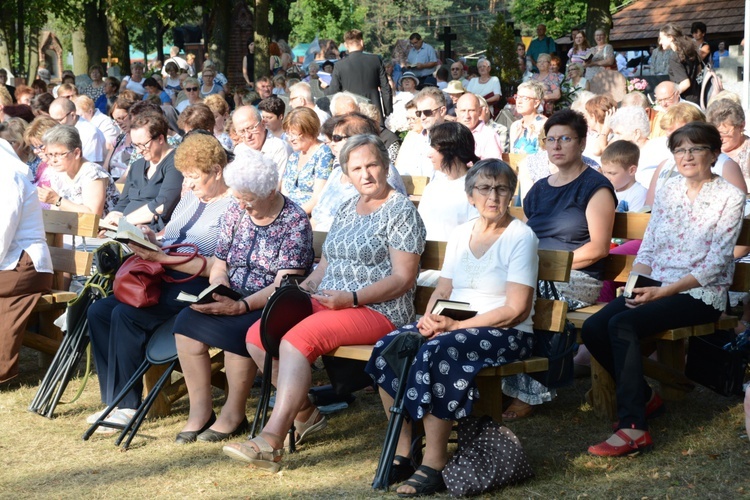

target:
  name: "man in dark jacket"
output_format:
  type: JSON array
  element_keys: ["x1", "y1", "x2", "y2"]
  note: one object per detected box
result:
[{"x1": 325, "y1": 29, "x2": 393, "y2": 118}]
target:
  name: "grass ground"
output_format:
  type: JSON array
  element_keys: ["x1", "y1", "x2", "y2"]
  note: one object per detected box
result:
[{"x1": 1, "y1": 346, "x2": 748, "y2": 499}]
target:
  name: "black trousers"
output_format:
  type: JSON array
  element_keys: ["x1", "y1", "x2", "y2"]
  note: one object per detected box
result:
[
  {"x1": 581, "y1": 294, "x2": 720, "y2": 430},
  {"x1": 87, "y1": 274, "x2": 208, "y2": 409}
]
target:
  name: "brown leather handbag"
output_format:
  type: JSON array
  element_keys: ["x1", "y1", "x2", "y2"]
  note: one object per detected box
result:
[{"x1": 113, "y1": 243, "x2": 206, "y2": 308}]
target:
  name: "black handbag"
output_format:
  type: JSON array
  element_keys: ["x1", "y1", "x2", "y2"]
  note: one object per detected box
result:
[
  {"x1": 530, "y1": 281, "x2": 577, "y2": 389},
  {"x1": 686, "y1": 331, "x2": 748, "y2": 396}
]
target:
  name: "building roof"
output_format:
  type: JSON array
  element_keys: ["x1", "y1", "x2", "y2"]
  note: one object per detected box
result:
[{"x1": 609, "y1": 0, "x2": 744, "y2": 48}]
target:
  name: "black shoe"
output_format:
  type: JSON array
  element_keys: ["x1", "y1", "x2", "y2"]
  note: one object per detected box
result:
[
  {"x1": 197, "y1": 416, "x2": 250, "y2": 442},
  {"x1": 388, "y1": 455, "x2": 416, "y2": 486},
  {"x1": 175, "y1": 411, "x2": 217, "y2": 444}
]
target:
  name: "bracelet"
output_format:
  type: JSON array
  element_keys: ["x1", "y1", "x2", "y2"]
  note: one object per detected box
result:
[
  {"x1": 239, "y1": 299, "x2": 250, "y2": 314},
  {"x1": 352, "y1": 291, "x2": 359, "y2": 308}
]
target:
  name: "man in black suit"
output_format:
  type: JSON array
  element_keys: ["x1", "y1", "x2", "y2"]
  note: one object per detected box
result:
[{"x1": 325, "y1": 29, "x2": 392, "y2": 119}]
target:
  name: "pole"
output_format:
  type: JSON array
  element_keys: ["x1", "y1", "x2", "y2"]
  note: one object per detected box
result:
[{"x1": 744, "y1": 0, "x2": 749, "y2": 108}]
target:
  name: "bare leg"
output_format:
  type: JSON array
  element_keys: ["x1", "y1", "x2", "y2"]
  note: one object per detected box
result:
[
  {"x1": 210, "y1": 352, "x2": 257, "y2": 433},
  {"x1": 175, "y1": 333, "x2": 213, "y2": 432},
  {"x1": 744, "y1": 385, "x2": 750, "y2": 439},
  {"x1": 396, "y1": 413, "x2": 452, "y2": 495},
  {"x1": 379, "y1": 388, "x2": 413, "y2": 459},
  {"x1": 247, "y1": 342, "x2": 278, "y2": 387}
]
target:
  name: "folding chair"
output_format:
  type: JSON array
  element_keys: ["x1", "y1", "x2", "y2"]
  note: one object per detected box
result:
[
  {"x1": 250, "y1": 285, "x2": 312, "y2": 453},
  {"x1": 82, "y1": 316, "x2": 178, "y2": 449}
]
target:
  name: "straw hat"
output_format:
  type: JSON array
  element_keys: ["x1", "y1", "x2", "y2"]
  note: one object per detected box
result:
[{"x1": 445, "y1": 80, "x2": 466, "y2": 94}]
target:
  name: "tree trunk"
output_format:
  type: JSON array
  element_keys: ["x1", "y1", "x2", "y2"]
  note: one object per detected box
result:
[
  {"x1": 0, "y1": 33, "x2": 11, "y2": 74},
  {"x1": 107, "y1": 8, "x2": 130, "y2": 75},
  {"x1": 209, "y1": 0, "x2": 233, "y2": 73},
  {"x1": 27, "y1": 28, "x2": 39, "y2": 87},
  {"x1": 83, "y1": 0, "x2": 109, "y2": 70},
  {"x1": 155, "y1": 16, "x2": 165, "y2": 64},
  {"x1": 254, "y1": 0, "x2": 270, "y2": 80},
  {"x1": 17, "y1": 0, "x2": 26, "y2": 76},
  {"x1": 586, "y1": 0, "x2": 613, "y2": 42},
  {"x1": 270, "y1": 0, "x2": 291, "y2": 40},
  {"x1": 72, "y1": 29, "x2": 89, "y2": 76}
]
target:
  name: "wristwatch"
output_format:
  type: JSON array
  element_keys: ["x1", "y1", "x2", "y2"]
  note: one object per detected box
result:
[
  {"x1": 352, "y1": 291, "x2": 359, "y2": 308},
  {"x1": 55, "y1": 196, "x2": 63, "y2": 207}
]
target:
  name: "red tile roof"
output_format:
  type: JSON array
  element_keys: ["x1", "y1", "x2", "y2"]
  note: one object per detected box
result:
[{"x1": 610, "y1": 0, "x2": 744, "y2": 47}]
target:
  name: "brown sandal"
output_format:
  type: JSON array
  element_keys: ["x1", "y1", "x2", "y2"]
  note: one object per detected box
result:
[
  {"x1": 502, "y1": 399, "x2": 534, "y2": 421},
  {"x1": 223, "y1": 435, "x2": 284, "y2": 472}
]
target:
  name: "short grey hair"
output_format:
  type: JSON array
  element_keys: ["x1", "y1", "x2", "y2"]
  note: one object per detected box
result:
[
  {"x1": 289, "y1": 82, "x2": 313, "y2": 104},
  {"x1": 464, "y1": 159, "x2": 517, "y2": 197},
  {"x1": 610, "y1": 106, "x2": 650, "y2": 138},
  {"x1": 330, "y1": 91, "x2": 367, "y2": 115},
  {"x1": 339, "y1": 134, "x2": 389, "y2": 176},
  {"x1": 415, "y1": 86, "x2": 446, "y2": 107},
  {"x1": 517, "y1": 80, "x2": 545, "y2": 101},
  {"x1": 223, "y1": 148, "x2": 279, "y2": 198},
  {"x1": 42, "y1": 125, "x2": 82, "y2": 151},
  {"x1": 707, "y1": 98, "x2": 746, "y2": 128}
]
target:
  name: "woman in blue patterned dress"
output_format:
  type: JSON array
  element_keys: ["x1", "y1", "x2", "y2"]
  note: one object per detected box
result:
[
  {"x1": 173, "y1": 147, "x2": 314, "y2": 444},
  {"x1": 365, "y1": 159, "x2": 539, "y2": 496},
  {"x1": 222, "y1": 135, "x2": 425, "y2": 472},
  {"x1": 280, "y1": 106, "x2": 334, "y2": 215}
]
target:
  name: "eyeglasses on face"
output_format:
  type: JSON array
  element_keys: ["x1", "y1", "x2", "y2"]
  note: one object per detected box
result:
[
  {"x1": 237, "y1": 122, "x2": 262, "y2": 136},
  {"x1": 132, "y1": 137, "x2": 155, "y2": 151},
  {"x1": 46, "y1": 150, "x2": 73, "y2": 161},
  {"x1": 672, "y1": 146, "x2": 711, "y2": 158},
  {"x1": 185, "y1": 87, "x2": 199, "y2": 92},
  {"x1": 544, "y1": 135, "x2": 579, "y2": 146},
  {"x1": 415, "y1": 107, "x2": 442, "y2": 118},
  {"x1": 473, "y1": 184, "x2": 511, "y2": 197},
  {"x1": 513, "y1": 94, "x2": 537, "y2": 102},
  {"x1": 656, "y1": 90, "x2": 678, "y2": 104},
  {"x1": 54, "y1": 110, "x2": 75, "y2": 124},
  {"x1": 331, "y1": 134, "x2": 350, "y2": 143}
]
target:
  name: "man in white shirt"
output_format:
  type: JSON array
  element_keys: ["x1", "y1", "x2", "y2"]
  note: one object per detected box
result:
[
  {"x1": 288, "y1": 82, "x2": 329, "y2": 137},
  {"x1": 232, "y1": 106, "x2": 289, "y2": 176},
  {"x1": 402, "y1": 87, "x2": 447, "y2": 179},
  {"x1": 48, "y1": 97, "x2": 107, "y2": 165},
  {"x1": 73, "y1": 95, "x2": 119, "y2": 148},
  {"x1": 162, "y1": 46, "x2": 189, "y2": 77},
  {"x1": 455, "y1": 93, "x2": 504, "y2": 160}
]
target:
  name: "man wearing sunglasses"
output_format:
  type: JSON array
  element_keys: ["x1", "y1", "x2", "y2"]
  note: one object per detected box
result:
[
  {"x1": 48, "y1": 97, "x2": 107, "y2": 166},
  {"x1": 400, "y1": 87, "x2": 447, "y2": 178}
]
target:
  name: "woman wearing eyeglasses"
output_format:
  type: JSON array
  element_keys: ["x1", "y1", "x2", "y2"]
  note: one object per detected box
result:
[
  {"x1": 100, "y1": 112, "x2": 182, "y2": 231},
  {"x1": 36, "y1": 125, "x2": 119, "y2": 217},
  {"x1": 176, "y1": 77, "x2": 203, "y2": 114},
  {"x1": 510, "y1": 80, "x2": 547, "y2": 155},
  {"x1": 503, "y1": 109, "x2": 616, "y2": 421},
  {"x1": 582, "y1": 122, "x2": 744, "y2": 457},
  {"x1": 280, "y1": 107, "x2": 334, "y2": 215},
  {"x1": 365, "y1": 159, "x2": 538, "y2": 496}
]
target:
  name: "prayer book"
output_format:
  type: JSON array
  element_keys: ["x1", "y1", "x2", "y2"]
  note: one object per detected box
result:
[
  {"x1": 111, "y1": 218, "x2": 160, "y2": 251},
  {"x1": 622, "y1": 272, "x2": 662, "y2": 299},
  {"x1": 431, "y1": 299, "x2": 477, "y2": 321},
  {"x1": 176, "y1": 283, "x2": 243, "y2": 304}
]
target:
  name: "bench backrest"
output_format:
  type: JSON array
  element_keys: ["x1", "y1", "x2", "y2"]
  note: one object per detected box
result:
[
  {"x1": 401, "y1": 176, "x2": 430, "y2": 197},
  {"x1": 312, "y1": 230, "x2": 573, "y2": 334},
  {"x1": 43, "y1": 210, "x2": 99, "y2": 289}
]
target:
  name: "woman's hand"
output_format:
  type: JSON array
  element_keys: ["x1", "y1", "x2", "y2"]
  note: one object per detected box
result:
[
  {"x1": 37, "y1": 186, "x2": 60, "y2": 205},
  {"x1": 190, "y1": 294, "x2": 245, "y2": 315},
  {"x1": 138, "y1": 225, "x2": 159, "y2": 245},
  {"x1": 312, "y1": 289, "x2": 353, "y2": 310},
  {"x1": 128, "y1": 244, "x2": 165, "y2": 262},
  {"x1": 417, "y1": 313, "x2": 459, "y2": 338},
  {"x1": 624, "y1": 286, "x2": 666, "y2": 308}
]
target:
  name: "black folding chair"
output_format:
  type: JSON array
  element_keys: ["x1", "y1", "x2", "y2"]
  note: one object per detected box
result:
[
  {"x1": 250, "y1": 285, "x2": 312, "y2": 453},
  {"x1": 82, "y1": 316, "x2": 178, "y2": 449}
]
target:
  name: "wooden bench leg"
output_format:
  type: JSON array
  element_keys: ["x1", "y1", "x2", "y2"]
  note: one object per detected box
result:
[
  {"x1": 655, "y1": 339, "x2": 689, "y2": 401},
  {"x1": 144, "y1": 364, "x2": 172, "y2": 418},
  {"x1": 589, "y1": 357, "x2": 617, "y2": 421},
  {"x1": 474, "y1": 376, "x2": 503, "y2": 421}
]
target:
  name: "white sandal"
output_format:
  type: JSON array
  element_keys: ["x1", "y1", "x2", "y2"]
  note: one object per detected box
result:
[{"x1": 223, "y1": 435, "x2": 284, "y2": 472}]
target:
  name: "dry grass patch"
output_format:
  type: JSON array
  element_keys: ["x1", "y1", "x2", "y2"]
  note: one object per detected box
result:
[{"x1": 1, "y1": 347, "x2": 749, "y2": 499}]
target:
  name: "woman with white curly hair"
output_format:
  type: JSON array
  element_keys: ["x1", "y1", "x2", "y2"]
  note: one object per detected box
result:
[{"x1": 173, "y1": 147, "x2": 314, "y2": 444}]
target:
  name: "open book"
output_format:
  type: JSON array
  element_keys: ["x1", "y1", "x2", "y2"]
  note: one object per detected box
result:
[
  {"x1": 431, "y1": 299, "x2": 477, "y2": 321},
  {"x1": 622, "y1": 272, "x2": 662, "y2": 299},
  {"x1": 176, "y1": 283, "x2": 243, "y2": 304},
  {"x1": 110, "y1": 218, "x2": 160, "y2": 251}
]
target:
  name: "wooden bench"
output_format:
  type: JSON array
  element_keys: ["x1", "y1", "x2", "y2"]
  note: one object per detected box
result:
[
  {"x1": 563, "y1": 212, "x2": 750, "y2": 419},
  {"x1": 24, "y1": 211, "x2": 99, "y2": 358},
  {"x1": 401, "y1": 175, "x2": 429, "y2": 207},
  {"x1": 316, "y1": 231, "x2": 574, "y2": 421}
]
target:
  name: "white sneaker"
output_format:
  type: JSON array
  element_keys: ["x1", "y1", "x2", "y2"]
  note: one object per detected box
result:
[
  {"x1": 86, "y1": 408, "x2": 113, "y2": 424},
  {"x1": 94, "y1": 408, "x2": 138, "y2": 434}
]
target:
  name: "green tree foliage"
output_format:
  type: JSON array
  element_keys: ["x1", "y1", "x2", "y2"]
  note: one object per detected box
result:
[
  {"x1": 509, "y1": 0, "x2": 629, "y2": 39},
  {"x1": 485, "y1": 13, "x2": 520, "y2": 93},
  {"x1": 289, "y1": 0, "x2": 367, "y2": 46}
]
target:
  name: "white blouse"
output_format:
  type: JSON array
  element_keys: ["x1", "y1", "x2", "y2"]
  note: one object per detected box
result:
[{"x1": 635, "y1": 175, "x2": 745, "y2": 310}]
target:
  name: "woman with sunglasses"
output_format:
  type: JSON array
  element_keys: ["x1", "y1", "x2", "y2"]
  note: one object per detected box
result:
[
  {"x1": 583, "y1": 122, "x2": 744, "y2": 457},
  {"x1": 503, "y1": 109, "x2": 616, "y2": 421},
  {"x1": 280, "y1": 107, "x2": 334, "y2": 215},
  {"x1": 100, "y1": 112, "x2": 182, "y2": 231},
  {"x1": 311, "y1": 113, "x2": 406, "y2": 231},
  {"x1": 509, "y1": 81, "x2": 547, "y2": 155},
  {"x1": 176, "y1": 77, "x2": 203, "y2": 113}
]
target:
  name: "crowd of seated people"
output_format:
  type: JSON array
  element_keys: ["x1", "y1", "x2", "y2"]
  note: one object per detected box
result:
[{"x1": 3, "y1": 23, "x2": 750, "y2": 497}]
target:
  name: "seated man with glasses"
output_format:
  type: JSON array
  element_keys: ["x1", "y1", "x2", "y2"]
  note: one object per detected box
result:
[
  {"x1": 49, "y1": 97, "x2": 107, "y2": 166},
  {"x1": 100, "y1": 112, "x2": 183, "y2": 231},
  {"x1": 651, "y1": 81, "x2": 700, "y2": 138},
  {"x1": 232, "y1": 105, "x2": 289, "y2": 176}
]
